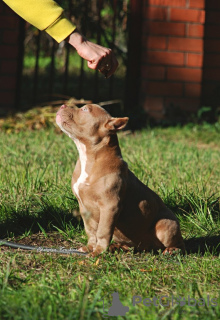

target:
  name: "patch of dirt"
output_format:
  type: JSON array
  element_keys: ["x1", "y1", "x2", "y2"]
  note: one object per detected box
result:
[{"x1": 1, "y1": 232, "x2": 83, "y2": 254}]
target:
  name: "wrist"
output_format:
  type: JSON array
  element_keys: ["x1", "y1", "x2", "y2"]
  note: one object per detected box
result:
[{"x1": 66, "y1": 29, "x2": 87, "y2": 50}]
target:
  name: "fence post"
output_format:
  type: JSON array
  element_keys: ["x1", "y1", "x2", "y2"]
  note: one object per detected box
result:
[
  {"x1": 125, "y1": 0, "x2": 144, "y2": 114},
  {"x1": 15, "y1": 19, "x2": 25, "y2": 110},
  {"x1": 0, "y1": 2, "x2": 24, "y2": 115}
]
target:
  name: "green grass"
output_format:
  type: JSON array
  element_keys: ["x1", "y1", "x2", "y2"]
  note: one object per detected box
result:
[
  {"x1": 24, "y1": 51, "x2": 89, "y2": 71},
  {"x1": 0, "y1": 120, "x2": 220, "y2": 319}
]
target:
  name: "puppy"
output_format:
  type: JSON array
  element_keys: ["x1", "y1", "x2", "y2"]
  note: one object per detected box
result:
[{"x1": 56, "y1": 104, "x2": 185, "y2": 256}]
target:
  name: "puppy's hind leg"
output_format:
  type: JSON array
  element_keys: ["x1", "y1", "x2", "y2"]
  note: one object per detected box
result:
[{"x1": 155, "y1": 218, "x2": 185, "y2": 255}]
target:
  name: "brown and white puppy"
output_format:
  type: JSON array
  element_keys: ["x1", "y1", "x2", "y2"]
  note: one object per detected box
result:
[{"x1": 56, "y1": 104, "x2": 185, "y2": 256}]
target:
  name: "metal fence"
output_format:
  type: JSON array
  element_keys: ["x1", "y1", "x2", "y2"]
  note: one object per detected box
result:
[{"x1": 19, "y1": 0, "x2": 130, "y2": 109}]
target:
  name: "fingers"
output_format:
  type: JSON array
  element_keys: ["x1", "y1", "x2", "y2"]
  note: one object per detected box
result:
[
  {"x1": 68, "y1": 32, "x2": 118, "y2": 77},
  {"x1": 87, "y1": 47, "x2": 118, "y2": 78}
]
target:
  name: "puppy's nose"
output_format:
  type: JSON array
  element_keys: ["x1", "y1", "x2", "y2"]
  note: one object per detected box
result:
[{"x1": 60, "y1": 104, "x2": 67, "y2": 109}]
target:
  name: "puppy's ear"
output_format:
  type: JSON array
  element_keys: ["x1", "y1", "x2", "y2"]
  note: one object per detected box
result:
[{"x1": 105, "y1": 117, "x2": 129, "y2": 132}]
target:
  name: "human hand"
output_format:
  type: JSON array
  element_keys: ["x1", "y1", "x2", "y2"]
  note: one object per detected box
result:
[{"x1": 67, "y1": 30, "x2": 118, "y2": 78}]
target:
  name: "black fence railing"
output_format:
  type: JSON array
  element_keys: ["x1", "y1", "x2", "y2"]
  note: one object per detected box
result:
[{"x1": 19, "y1": 0, "x2": 130, "y2": 110}]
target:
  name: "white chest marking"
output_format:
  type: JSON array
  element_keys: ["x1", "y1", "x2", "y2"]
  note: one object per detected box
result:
[{"x1": 73, "y1": 139, "x2": 88, "y2": 208}]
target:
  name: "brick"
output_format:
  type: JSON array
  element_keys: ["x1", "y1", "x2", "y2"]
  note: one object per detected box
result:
[
  {"x1": 146, "y1": 51, "x2": 184, "y2": 65},
  {"x1": 168, "y1": 37, "x2": 203, "y2": 52},
  {"x1": 165, "y1": 97, "x2": 200, "y2": 111},
  {"x1": 148, "y1": 0, "x2": 186, "y2": 6},
  {"x1": 203, "y1": 54, "x2": 220, "y2": 67},
  {"x1": 0, "y1": 45, "x2": 18, "y2": 58},
  {"x1": 145, "y1": 22, "x2": 185, "y2": 36},
  {"x1": 204, "y1": 25, "x2": 220, "y2": 39},
  {"x1": 185, "y1": 83, "x2": 201, "y2": 97},
  {"x1": 204, "y1": 40, "x2": 220, "y2": 53},
  {"x1": 142, "y1": 66, "x2": 166, "y2": 79},
  {"x1": 188, "y1": 24, "x2": 204, "y2": 38},
  {"x1": 0, "y1": 76, "x2": 16, "y2": 89},
  {"x1": 189, "y1": 0, "x2": 205, "y2": 9},
  {"x1": 203, "y1": 68, "x2": 220, "y2": 81},
  {"x1": 146, "y1": 81, "x2": 183, "y2": 96},
  {"x1": 143, "y1": 36, "x2": 167, "y2": 50},
  {"x1": 170, "y1": 8, "x2": 205, "y2": 23},
  {"x1": 143, "y1": 97, "x2": 164, "y2": 112},
  {"x1": 145, "y1": 7, "x2": 168, "y2": 20},
  {"x1": 145, "y1": 109, "x2": 164, "y2": 120},
  {"x1": 187, "y1": 53, "x2": 203, "y2": 67},
  {"x1": 167, "y1": 67, "x2": 202, "y2": 82},
  {"x1": 3, "y1": 30, "x2": 19, "y2": 44},
  {"x1": 1, "y1": 60, "x2": 17, "y2": 74}
]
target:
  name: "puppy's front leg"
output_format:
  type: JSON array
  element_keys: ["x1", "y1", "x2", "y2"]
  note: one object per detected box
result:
[
  {"x1": 92, "y1": 204, "x2": 120, "y2": 256},
  {"x1": 83, "y1": 217, "x2": 98, "y2": 252},
  {"x1": 79, "y1": 208, "x2": 99, "y2": 252}
]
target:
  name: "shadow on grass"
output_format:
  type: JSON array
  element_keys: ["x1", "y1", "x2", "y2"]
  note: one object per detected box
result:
[
  {"x1": 0, "y1": 206, "x2": 219, "y2": 256},
  {"x1": 1, "y1": 189, "x2": 220, "y2": 255},
  {"x1": 184, "y1": 235, "x2": 220, "y2": 255},
  {"x1": 164, "y1": 193, "x2": 220, "y2": 255},
  {"x1": 0, "y1": 205, "x2": 84, "y2": 239}
]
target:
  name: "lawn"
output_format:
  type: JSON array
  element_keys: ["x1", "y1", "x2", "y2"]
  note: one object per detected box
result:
[{"x1": 0, "y1": 112, "x2": 219, "y2": 319}]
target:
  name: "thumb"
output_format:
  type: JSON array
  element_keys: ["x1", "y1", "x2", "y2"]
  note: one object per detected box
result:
[{"x1": 87, "y1": 60, "x2": 98, "y2": 70}]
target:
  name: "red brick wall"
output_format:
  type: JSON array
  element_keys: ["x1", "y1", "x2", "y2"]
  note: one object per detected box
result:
[
  {"x1": 140, "y1": 0, "x2": 206, "y2": 119},
  {"x1": 0, "y1": 2, "x2": 21, "y2": 115}
]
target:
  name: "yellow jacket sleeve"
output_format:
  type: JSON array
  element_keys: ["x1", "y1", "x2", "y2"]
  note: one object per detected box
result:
[{"x1": 3, "y1": 0, "x2": 76, "y2": 43}]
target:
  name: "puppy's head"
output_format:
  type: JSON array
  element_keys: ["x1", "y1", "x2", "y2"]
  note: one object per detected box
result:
[{"x1": 56, "y1": 104, "x2": 128, "y2": 143}]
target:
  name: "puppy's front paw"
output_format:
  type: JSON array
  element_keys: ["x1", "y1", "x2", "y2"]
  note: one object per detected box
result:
[
  {"x1": 78, "y1": 246, "x2": 92, "y2": 253},
  {"x1": 90, "y1": 245, "x2": 106, "y2": 257},
  {"x1": 89, "y1": 251, "x2": 100, "y2": 258}
]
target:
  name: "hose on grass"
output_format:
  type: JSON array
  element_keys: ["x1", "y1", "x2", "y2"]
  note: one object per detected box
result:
[{"x1": 0, "y1": 239, "x2": 87, "y2": 255}]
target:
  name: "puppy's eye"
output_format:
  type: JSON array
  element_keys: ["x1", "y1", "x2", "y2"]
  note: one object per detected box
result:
[{"x1": 81, "y1": 106, "x2": 89, "y2": 112}]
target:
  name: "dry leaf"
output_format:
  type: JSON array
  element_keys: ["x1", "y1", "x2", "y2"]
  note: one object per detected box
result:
[
  {"x1": 140, "y1": 268, "x2": 153, "y2": 272},
  {"x1": 94, "y1": 258, "x2": 100, "y2": 266}
]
